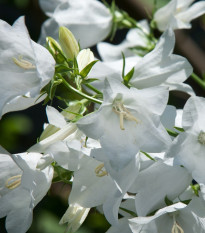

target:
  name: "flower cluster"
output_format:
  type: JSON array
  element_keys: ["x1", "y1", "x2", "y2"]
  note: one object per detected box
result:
[{"x1": 1, "y1": 0, "x2": 205, "y2": 232}]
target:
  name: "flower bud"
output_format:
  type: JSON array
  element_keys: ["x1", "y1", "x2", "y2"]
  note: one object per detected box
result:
[
  {"x1": 59, "y1": 27, "x2": 79, "y2": 59},
  {"x1": 77, "y1": 49, "x2": 94, "y2": 72},
  {"x1": 46, "y1": 37, "x2": 65, "y2": 63}
]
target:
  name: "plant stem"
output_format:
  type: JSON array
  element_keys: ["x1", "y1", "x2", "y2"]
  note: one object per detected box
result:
[
  {"x1": 191, "y1": 73, "x2": 205, "y2": 90},
  {"x1": 85, "y1": 83, "x2": 103, "y2": 95},
  {"x1": 61, "y1": 77, "x2": 103, "y2": 105}
]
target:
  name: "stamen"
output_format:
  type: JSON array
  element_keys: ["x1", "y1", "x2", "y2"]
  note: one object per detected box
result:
[
  {"x1": 13, "y1": 56, "x2": 35, "y2": 70},
  {"x1": 172, "y1": 215, "x2": 184, "y2": 233},
  {"x1": 112, "y1": 100, "x2": 139, "y2": 130},
  {"x1": 5, "y1": 175, "x2": 22, "y2": 190},
  {"x1": 198, "y1": 131, "x2": 205, "y2": 145},
  {"x1": 95, "y1": 163, "x2": 108, "y2": 177}
]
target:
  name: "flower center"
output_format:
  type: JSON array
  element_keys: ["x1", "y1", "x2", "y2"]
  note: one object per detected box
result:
[
  {"x1": 12, "y1": 56, "x2": 35, "y2": 70},
  {"x1": 5, "y1": 175, "x2": 22, "y2": 190},
  {"x1": 112, "y1": 95, "x2": 139, "y2": 130},
  {"x1": 172, "y1": 215, "x2": 184, "y2": 233},
  {"x1": 198, "y1": 131, "x2": 205, "y2": 145},
  {"x1": 95, "y1": 163, "x2": 108, "y2": 177}
]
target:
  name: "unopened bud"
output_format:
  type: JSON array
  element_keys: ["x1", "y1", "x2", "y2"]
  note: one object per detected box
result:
[
  {"x1": 59, "y1": 27, "x2": 79, "y2": 59},
  {"x1": 77, "y1": 49, "x2": 94, "y2": 72},
  {"x1": 46, "y1": 37, "x2": 65, "y2": 63}
]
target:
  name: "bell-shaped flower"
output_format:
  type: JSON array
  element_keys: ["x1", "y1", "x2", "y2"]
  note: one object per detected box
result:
[
  {"x1": 129, "y1": 196, "x2": 205, "y2": 233},
  {"x1": 69, "y1": 148, "x2": 140, "y2": 225},
  {"x1": 0, "y1": 152, "x2": 54, "y2": 233},
  {"x1": 38, "y1": 0, "x2": 112, "y2": 48},
  {"x1": 154, "y1": 0, "x2": 205, "y2": 31},
  {"x1": 167, "y1": 96, "x2": 205, "y2": 185},
  {"x1": 39, "y1": 0, "x2": 66, "y2": 17},
  {"x1": 129, "y1": 29, "x2": 193, "y2": 94},
  {"x1": 77, "y1": 78, "x2": 171, "y2": 170},
  {"x1": 59, "y1": 203, "x2": 90, "y2": 233},
  {"x1": 0, "y1": 148, "x2": 22, "y2": 197},
  {"x1": 91, "y1": 29, "x2": 194, "y2": 96},
  {"x1": 128, "y1": 159, "x2": 192, "y2": 216},
  {"x1": 97, "y1": 20, "x2": 152, "y2": 61},
  {"x1": 0, "y1": 16, "x2": 55, "y2": 118}
]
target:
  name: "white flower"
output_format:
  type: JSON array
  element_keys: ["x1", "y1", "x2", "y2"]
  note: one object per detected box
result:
[
  {"x1": 0, "y1": 149, "x2": 22, "y2": 197},
  {"x1": 0, "y1": 16, "x2": 55, "y2": 118},
  {"x1": 59, "y1": 203, "x2": 90, "y2": 233},
  {"x1": 97, "y1": 20, "x2": 151, "y2": 61},
  {"x1": 128, "y1": 159, "x2": 191, "y2": 216},
  {"x1": 130, "y1": 29, "x2": 193, "y2": 94},
  {"x1": 77, "y1": 49, "x2": 94, "y2": 72},
  {"x1": 154, "y1": 0, "x2": 205, "y2": 31},
  {"x1": 129, "y1": 197, "x2": 205, "y2": 233},
  {"x1": 90, "y1": 29, "x2": 194, "y2": 96},
  {"x1": 78, "y1": 78, "x2": 171, "y2": 170},
  {"x1": 167, "y1": 96, "x2": 205, "y2": 184},
  {"x1": 0, "y1": 152, "x2": 54, "y2": 233},
  {"x1": 39, "y1": 0, "x2": 66, "y2": 17},
  {"x1": 38, "y1": 0, "x2": 112, "y2": 48}
]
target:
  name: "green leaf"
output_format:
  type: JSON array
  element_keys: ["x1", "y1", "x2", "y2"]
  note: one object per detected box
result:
[
  {"x1": 80, "y1": 60, "x2": 99, "y2": 78},
  {"x1": 164, "y1": 196, "x2": 173, "y2": 206}
]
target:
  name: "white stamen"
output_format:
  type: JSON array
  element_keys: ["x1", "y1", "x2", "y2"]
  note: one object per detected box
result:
[
  {"x1": 13, "y1": 56, "x2": 35, "y2": 70},
  {"x1": 5, "y1": 175, "x2": 22, "y2": 190},
  {"x1": 172, "y1": 215, "x2": 184, "y2": 233},
  {"x1": 95, "y1": 163, "x2": 108, "y2": 177}
]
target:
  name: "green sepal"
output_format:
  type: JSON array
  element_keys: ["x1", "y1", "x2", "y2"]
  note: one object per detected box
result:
[
  {"x1": 174, "y1": 127, "x2": 184, "y2": 132},
  {"x1": 80, "y1": 60, "x2": 99, "y2": 79},
  {"x1": 123, "y1": 67, "x2": 135, "y2": 86},
  {"x1": 164, "y1": 196, "x2": 173, "y2": 206},
  {"x1": 166, "y1": 128, "x2": 179, "y2": 137},
  {"x1": 191, "y1": 183, "x2": 200, "y2": 196},
  {"x1": 181, "y1": 199, "x2": 191, "y2": 205}
]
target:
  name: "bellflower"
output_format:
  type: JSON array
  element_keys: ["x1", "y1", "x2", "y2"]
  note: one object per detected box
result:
[
  {"x1": 38, "y1": 0, "x2": 112, "y2": 48},
  {"x1": 91, "y1": 29, "x2": 194, "y2": 96},
  {"x1": 129, "y1": 29, "x2": 193, "y2": 94},
  {"x1": 0, "y1": 152, "x2": 54, "y2": 233},
  {"x1": 154, "y1": 0, "x2": 205, "y2": 31},
  {"x1": 167, "y1": 96, "x2": 205, "y2": 185},
  {"x1": 129, "y1": 159, "x2": 192, "y2": 216},
  {"x1": 97, "y1": 20, "x2": 151, "y2": 61},
  {"x1": 129, "y1": 197, "x2": 205, "y2": 233},
  {"x1": 78, "y1": 78, "x2": 171, "y2": 170},
  {"x1": 0, "y1": 16, "x2": 55, "y2": 118}
]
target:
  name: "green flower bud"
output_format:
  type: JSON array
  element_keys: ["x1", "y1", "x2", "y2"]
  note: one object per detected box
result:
[
  {"x1": 46, "y1": 37, "x2": 65, "y2": 63},
  {"x1": 59, "y1": 27, "x2": 79, "y2": 59}
]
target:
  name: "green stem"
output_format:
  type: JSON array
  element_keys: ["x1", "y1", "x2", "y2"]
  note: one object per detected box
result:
[
  {"x1": 61, "y1": 77, "x2": 103, "y2": 105},
  {"x1": 191, "y1": 73, "x2": 205, "y2": 90},
  {"x1": 85, "y1": 83, "x2": 103, "y2": 95}
]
